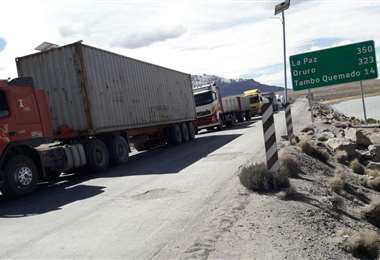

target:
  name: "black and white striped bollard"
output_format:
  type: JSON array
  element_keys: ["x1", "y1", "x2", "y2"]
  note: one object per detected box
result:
[
  {"x1": 285, "y1": 103, "x2": 294, "y2": 141},
  {"x1": 261, "y1": 102, "x2": 279, "y2": 172}
]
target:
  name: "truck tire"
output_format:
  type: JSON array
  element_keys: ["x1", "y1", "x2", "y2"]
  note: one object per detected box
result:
[
  {"x1": 107, "y1": 135, "x2": 129, "y2": 165},
  {"x1": 85, "y1": 139, "x2": 110, "y2": 172},
  {"x1": 181, "y1": 123, "x2": 190, "y2": 143},
  {"x1": 1, "y1": 155, "x2": 38, "y2": 197},
  {"x1": 188, "y1": 122, "x2": 196, "y2": 140},
  {"x1": 237, "y1": 113, "x2": 244, "y2": 123},
  {"x1": 216, "y1": 118, "x2": 223, "y2": 131},
  {"x1": 245, "y1": 111, "x2": 251, "y2": 121},
  {"x1": 167, "y1": 125, "x2": 182, "y2": 145}
]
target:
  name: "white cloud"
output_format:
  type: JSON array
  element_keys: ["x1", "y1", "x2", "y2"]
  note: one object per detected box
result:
[
  {"x1": 0, "y1": 0, "x2": 379, "y2": 88},
  {"x1": 112, "y1": 25, "x2": 186, "y2": 49}
]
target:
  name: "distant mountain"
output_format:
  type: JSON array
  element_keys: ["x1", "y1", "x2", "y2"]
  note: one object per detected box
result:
[{"x1": 192, "y1": 74, "x2": 283, "y2": 97}]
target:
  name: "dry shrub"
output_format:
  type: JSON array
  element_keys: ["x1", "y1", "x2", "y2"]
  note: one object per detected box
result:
[
  {"x1": 274, "y1": 170, "x2": 291, "y2": 190},
  {"x1": 367, "y1": 118, "x2": 378, "y2": 124},
  {"x1": 363, "y1": 199, "x2": 380, "y2": 228},
  {"x1": 239, "y1": 163, "x2": 289, "y2": 192},
  {"x1": 279, "y1": 154, "x2": 300, "y2": 178},
  {"x1": 330, "y1": 194, "x2": 345, "y2": 211},
  {"x1": 328, "y1": 169, "x2": 346, "y2": 193},
  {"x1": 350, "y1": 159, "x2": 365, "y2": 175},
  {"x1": 343, "y1": 230, "x2": 378, "y2": 259},
  {"x1": 300, "y1": 141, "x2": 330, "y2": 163},
  {"x1": 335, "y1": 150, "x2": 349, "y2": 165}
]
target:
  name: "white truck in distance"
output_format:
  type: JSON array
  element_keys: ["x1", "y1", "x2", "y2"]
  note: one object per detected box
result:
[{"x1": 193, "y1": 83, "x2": 251, "y2": 132}]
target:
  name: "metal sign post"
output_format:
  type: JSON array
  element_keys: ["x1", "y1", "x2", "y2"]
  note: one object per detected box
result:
[
  {"x1": 275, "y1": 0, "x2": 290, "y2": 103},
  {"x1": 307, "y1": 89, "x2": 314, "y2": 123},
  {"x1": 360, "y1": 81, "x2": 368, "y2": 122}
]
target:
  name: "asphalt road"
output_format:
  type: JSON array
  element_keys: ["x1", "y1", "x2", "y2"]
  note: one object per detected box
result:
[{"x1": 0, "y1": 102, "x2": 306, "y2": 259}]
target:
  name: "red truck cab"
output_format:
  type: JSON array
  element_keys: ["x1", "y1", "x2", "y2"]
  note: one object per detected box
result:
[{"x1": 0, "y1": 77, "x2": 54, "y2": 196}]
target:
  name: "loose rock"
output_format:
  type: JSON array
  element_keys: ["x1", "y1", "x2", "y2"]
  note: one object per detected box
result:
[
  {"x1": 346, "y1": 128, "x2": 372, "y2": 147},
  {"x1": 326, "y1": 138, "x2": 357, "y2": 157}
]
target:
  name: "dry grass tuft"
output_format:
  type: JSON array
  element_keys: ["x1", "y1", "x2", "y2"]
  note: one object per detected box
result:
[
  {"x1": 363, "y1": 199, "x2": 380, "y2": 228},
  {"x1": 239, "y1": 163, "x2": 290, "y2": 192},
  {"x1": 279, "y1": 154, "x2": 300, "y2": 178},
  {"x1": 328, "y1": 169, "x2": 346, "y2": 193},
  {"x1": 344, "y1": 230, "x2": 378, "y2": 259},
  {"x1": 335, "y1": 150, "x2": 349, "y2": 165},
  {"x1": 350, "y1": 159, "x2": 365, "y2": 175},
  {"x1": 300, "y1": 141, "x2": 330, "y2": 163}
]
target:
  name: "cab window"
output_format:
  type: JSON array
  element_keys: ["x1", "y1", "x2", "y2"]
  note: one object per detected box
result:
[{"x1": 0, "y1": 91, "x2": 9, "y2": 117}]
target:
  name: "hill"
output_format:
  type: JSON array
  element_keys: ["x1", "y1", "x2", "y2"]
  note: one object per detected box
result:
[{"x1": 192, "y1": 74, "x2": 283, "y2": 97}]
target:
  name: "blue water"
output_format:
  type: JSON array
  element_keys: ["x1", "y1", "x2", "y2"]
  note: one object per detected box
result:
[{"x1": 332, "y1": 95, "x2": 380, "y2": 120}]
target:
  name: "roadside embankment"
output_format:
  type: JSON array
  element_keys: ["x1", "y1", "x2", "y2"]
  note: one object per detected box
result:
[{"x1": 212, "y1": 100, "x2": 380, "y2": 259}]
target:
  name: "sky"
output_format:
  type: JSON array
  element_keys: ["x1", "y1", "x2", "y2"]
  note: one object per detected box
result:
[{"x1": 0, "y1": 0, "x2": 379, "y2": 87}]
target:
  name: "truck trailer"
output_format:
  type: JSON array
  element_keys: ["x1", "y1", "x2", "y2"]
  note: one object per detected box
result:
[
  {"x1": 0, "y1": 42, "x2": 196, "y2": 197},
  {"x1": 193, "y1": 83, "x2": 251, "y2": 131}
]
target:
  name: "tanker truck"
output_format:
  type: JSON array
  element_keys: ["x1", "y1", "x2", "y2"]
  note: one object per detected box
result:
[{"x1": 0, "y1": 42, "x2": 196, "y2": 197}]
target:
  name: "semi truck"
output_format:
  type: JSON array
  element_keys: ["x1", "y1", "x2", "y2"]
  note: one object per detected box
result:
[
  {"x1": 0, "y1": 42, "x2": 196, "y2": 197},
  {"x1": 243, "y1": 89, "x2": 263, "y2": 116},
  {"x1": 193, "y1": 83, "x2": 251, "y2": 131}
]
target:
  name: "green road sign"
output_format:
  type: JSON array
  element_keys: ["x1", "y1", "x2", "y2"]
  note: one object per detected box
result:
[{"x1": 290, "y1": 40, "x2": 378, "y2": 91}]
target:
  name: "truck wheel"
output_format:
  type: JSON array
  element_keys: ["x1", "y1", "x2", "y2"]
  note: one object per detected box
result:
[
  {"x1": 85, "y1": 139, "x2": 110, "y2": 172},
  {"x1": 167, "y1": 125, "x2": 182, "y2": 145},
  {"x1": 188, "y1": 122, "x2": 196, "y2": 140},
  {"x1": 181, "y1": 123, "x2": 190, "y2": 143},
  {"x1": 108, "y1": 135, "x2": 129, "y2": 165},
  {"x1": 245, "y1": 111, "x2": 251, "y2": 121},
  {"x1": 237, "y1": 113, "x2": 244, "y2": 123},
  {"x1": 1, "y1": 155, "x2": 38, "y2": 197},
  {"x1": 216, "y1": 118, "x2": 223, "y2": 131}
]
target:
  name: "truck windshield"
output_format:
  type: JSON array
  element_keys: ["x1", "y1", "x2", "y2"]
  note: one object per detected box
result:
[
  {"x1": 194, "y1": 91, "x2": 214, "y2": 107},
  {"x1": 249, "y1": 95, "x2": 259, "y2": 104},
  {"x1": 0, "y1": 91, "x2": 9, "y2": 118}
]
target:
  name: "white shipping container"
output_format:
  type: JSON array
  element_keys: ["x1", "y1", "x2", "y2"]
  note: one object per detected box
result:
[{"x1": 16, "y1": 42, "x2": 196, "y2": 135}]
